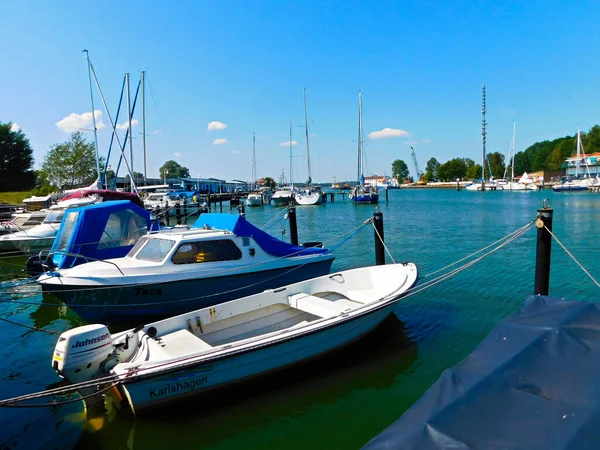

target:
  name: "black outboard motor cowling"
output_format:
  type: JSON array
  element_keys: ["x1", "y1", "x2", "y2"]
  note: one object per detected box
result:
[{"x1": 25, "y1": 250, "x2": 54, "y2": 276}]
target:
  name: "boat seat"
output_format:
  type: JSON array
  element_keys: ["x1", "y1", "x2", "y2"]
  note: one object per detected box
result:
[
  {"x1": 149, "y1": 329, "x2": 213, "y2": 359},
  {"x1": 288, "y1": 293, "x2": 351, "y2": 318}
]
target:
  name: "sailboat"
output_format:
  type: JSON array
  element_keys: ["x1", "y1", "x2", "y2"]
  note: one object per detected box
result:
[
  {"x1": 553, "y1": 126, "x2": 599, "y2": 192},
  {"x1": 350, "y1": 91, "x2": 379, "y2": 204},
  {"x1": 272, "y1": 121, "x2": 299, "y2": 207},
  {"x1": 294, "y1": 88, "x2": 323, "y2": 206},
  {"x1": 503, "y1": 123, "x2": 533, "y2": 191},
  {"x1": 246, "y1": 134, "x2": 265, "y2": 207}
]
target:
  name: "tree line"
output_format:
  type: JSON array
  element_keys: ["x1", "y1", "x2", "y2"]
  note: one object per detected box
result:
[{"x1": 391, "y1": 125, "x2": 600, "y2": 183}]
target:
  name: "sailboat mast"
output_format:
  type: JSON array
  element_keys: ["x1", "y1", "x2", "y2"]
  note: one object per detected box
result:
[
  {"x1": 126, "y1": 73, "x2": 134, "y2": 191},
  {"x1": 289, "y1": 120, "x2": 293, "y2": 185},
  {"x1": 303, "y1": 88, "x2": 312, "y2": 185},
  {"x1": 142, "y1": 71, "x2": 147, "y2": 184},
  {"x1": 252, "y1": 133, "x2": 256, "y2": 190},
  {"x1": 512, "y1": 121, "x2": 516, "y2": 181},
  {"x1": 358, "y1": 90, "x2": 364, "y2": 185},
  {"x1": 576, "y1": 125, "x2": 581, "y2": 177},
  {"x1": 83, "y1": 49, "x2": 101, "y2": 183},
  {"x1": 481, "y1": 85, "x2": 487, "y2": 185}
]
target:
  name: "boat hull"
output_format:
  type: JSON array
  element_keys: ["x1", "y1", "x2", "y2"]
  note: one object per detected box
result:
[
  {"x1": 42, "y1": 258, "x2": 334, "y2": 323},
  {"x1": 119, "y1": 303, "x2": 394, "y2": 413},
  {"x1": 272, "y1": 195, "x2": 293, "y2": 207},
  {"x1": 552, "y1": 185, "x2": 589, "y2": 192},
  {"x1": 351, "y1": 194, "x2": 379, "y2": 204}
]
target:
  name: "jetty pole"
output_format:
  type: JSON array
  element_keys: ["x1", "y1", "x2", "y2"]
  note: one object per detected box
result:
[
  {"x1": 288, "y1": 206, "x2": 299, "y2": 246},
  {"x1": 373, "y1": 211, "x2": 385, "y2": 265},
  {"x1": 176, "y1": 202, "x2": 182, "y2": 225},
  {"x1": 534, "y1": 200, "x2": 553, "y2": 295}
]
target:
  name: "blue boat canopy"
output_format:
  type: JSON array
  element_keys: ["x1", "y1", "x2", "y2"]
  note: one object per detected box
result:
[
  {"x1": 191, "y1": 213, "x2": 329, "y2": 257},
  {"x1": 50, "y1": 200, "x2": 155, "y2": 270}
]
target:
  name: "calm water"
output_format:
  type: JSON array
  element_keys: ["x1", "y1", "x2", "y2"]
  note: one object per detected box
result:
[{"x1": 2, "y1": 189, "x2": 600, "y2": 449}]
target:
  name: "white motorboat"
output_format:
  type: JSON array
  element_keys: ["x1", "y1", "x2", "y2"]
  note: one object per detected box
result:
[
  {"x1": 52, "y1": 262, "x2": 418, "y2": 415},
  {"x1": 38, "y1": 213, "x2": 334, "y2": 323},
  {"x1": 272, "y1": 185, "x2": 298, "y2": 206},
  {"x1": 0, "y1": 211, "x2": 48, "y2": 236},
  {"x1": 245, "y1": 191, "x2": 264, "y2": 207},
  {"x1": 0, "y1": 190, "x2": 144, "y2": 253}
]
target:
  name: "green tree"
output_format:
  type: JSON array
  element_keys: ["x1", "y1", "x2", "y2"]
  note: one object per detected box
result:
[
  {"x1": 391, "y1": 159, "x2": 410, "y2": 182},
  {"x1": 261, "y1": 177, "x2": 277, "y2": 190},
  {"x1": 437, "y1": 158, "x2": 467, "y2": 181},
  {"x1": 487, "y1": 152, "x2": 506, "y2": 179},
  {"x1": 41, "y1": 132, "x2": 99, "y2": 189},
  {"x1": 160, "y1": 160, "x2": 190, "y2": 179},
  {"x1": 0, "y1": 122, "x2": 35, "y2": 191},
  {"x1": 465, "y1": 164, "x2": 482, "y2": 180},
  {"x1": 424, "y1": 157, "x2": 440, "y2": 182}
]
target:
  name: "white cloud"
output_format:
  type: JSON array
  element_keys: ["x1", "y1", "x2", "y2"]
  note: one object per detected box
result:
[
  {"x1": 10, "y1": 123, "x2": 21, "y2": 132},
  {"x1": 421, "y1": 138, "x2": 431, "y2": 143},
  {"x1": 151, "y1": 129, "x2": 162, "y2": 135},
  {"x1": 173, "y1": 152, "x2": 183, "y2": 158},
  {"x1": 56, "y1": 110, "x2": 106, "y2": 133},
  {"x1": 231, "y1": 150, "x2": 241, "y2": 154},
  {"x1": 207, "y1": 121, "x2": 228, "y2": 131},
  {"x1": 280, "y1": 140, "x2": 298, "y2": 147},
  {"x1": 403, "y1": 140, "x2": 419, "y2": 145},
  {"x1": 368, "y1": 127, "x2": 411, "y2": 139},
  {"x1": 115, "y1": 119, "x2": 139, "y2": 130},
  {"x1": 213, "y1": 138, "x2": 228, "y2": 145}
]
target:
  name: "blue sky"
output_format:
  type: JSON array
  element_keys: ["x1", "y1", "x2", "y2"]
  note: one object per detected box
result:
[{"x1": 2, "y1": 0, "x2": 599, "y2": 183}]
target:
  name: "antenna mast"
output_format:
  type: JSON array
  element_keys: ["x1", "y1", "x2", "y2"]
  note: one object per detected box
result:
[
  {"x1": 481, "y1": 85, "x2": 487, "y2": 190},
  {"x1": 358, "y1": 90, "x2": 363, "y2": 185},
  {"x1": 83, "y1": 49, "x2": 101, "y2": 183}
]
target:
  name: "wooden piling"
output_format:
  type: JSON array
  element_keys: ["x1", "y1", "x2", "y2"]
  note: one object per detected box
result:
[
  {"x1": 288, "y1": 206, "x2": 299, "y2": 246},
  {"x1": 373, "y1": 211, "x2": 385, "y2": 265}
]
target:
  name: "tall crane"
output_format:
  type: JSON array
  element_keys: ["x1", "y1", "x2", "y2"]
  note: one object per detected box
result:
[{"x1": 410, "y1": 146, "x2": 422, "y2": 181}]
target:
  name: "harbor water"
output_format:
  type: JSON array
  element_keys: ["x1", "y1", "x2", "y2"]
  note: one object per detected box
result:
[{"x1": 1, "y1": 189, "x2": 599, "y2": 449}]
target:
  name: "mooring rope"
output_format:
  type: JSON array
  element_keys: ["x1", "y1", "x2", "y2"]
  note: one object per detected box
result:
[
  {"x1": 544, "y1": 225, "x2": 600, "y2": 289},
  {"x1": 370, "y1": 220, "x2": 396, "y2": 264},
  {"x1": 0, "y1": 316, "x2": 61, "y2": 335}
]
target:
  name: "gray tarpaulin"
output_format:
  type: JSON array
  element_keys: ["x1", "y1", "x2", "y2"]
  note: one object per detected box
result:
[{"x1": 364, "y1": 295, "x2": 600, "y2": 450}]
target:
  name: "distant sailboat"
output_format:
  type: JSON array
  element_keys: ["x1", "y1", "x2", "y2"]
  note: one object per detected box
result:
[
  {"x1": 503, "y1": 122, "x2": 533, "y2": 191},
  {"x1": 553, "y1": 126, "x2": 599, "y2": 192},
  {"x1": 349, "y1": 91, "x2": 379, "y2": 204},
  {"x1": 273, "y1": 121, "x2": 298, "y2": 206},
  {"x1": 246, "y1": 134, "x2": 264, "y2": 207},
  {"x1": 294, "y1": 88, "x2": 323, "y2": 206}
]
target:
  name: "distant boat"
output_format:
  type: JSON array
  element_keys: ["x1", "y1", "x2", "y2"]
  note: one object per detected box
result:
[
  {"x1": 553, "y1": 126, "x2": 600, "y2": 192},
  {"x1": 350, "y1": 91, "x2": 379, "y2": 204},
  {"x1": 294, "y1": 88, "x2": 323, "y2": 206},
  {"x1": 52, "y1": 263, "x2": 418, "y2": 415},
  {"x1": 502, "y1": 123, "x2": 534, "y2": 191},
  {"x1": 273, "y1": 121, "x2": 298, "y2": 206},
  {"x1": 37, "y1": 213, "x2": 334, "y2": 323}
]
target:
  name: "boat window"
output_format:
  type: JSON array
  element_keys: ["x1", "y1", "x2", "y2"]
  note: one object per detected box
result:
[
  {"x1": 43, "y1": 209, "x2": 65, "y2": 224},
  {"x1": 97, "y1": 210, "x2": 148, "y2": 250},
  {"x1": 53, "y1": 211, "x2": 79, "y2": 251},
  {"x1": 127, "y1": 236, "x2": 148, "y2": 257},
  {"x1": 135, "y1": 238, "x2": 175, "y2": 262},
  {"x1": 171, "y1": 239, "x2": 242, "y2": 265}
]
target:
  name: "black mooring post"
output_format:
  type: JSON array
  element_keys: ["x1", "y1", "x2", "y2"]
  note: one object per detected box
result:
[
  {"x1": 165, "y1": 208, "x2": 170, "y2": 226},
  {"x1": 183, "y1": 201, "x2": 188, "y2": 216},
  {"x1": 385, "y1": 189, "x2": 389, "y2": 203},
  {"x1": 219, "y1": 197, "x2": 223, "y2": 213},
  {"x1": 238, "y1": 200, "x2": 246, "y2": 217},
  {"x1": 534, "y1": 201, "x2": 553, "y2": 296},
  {"x1": 288, "y1": 206, "x2": 299, "y2": 246},
  {"x1": 176, "y1": 202, "x2": 182, "y2": 225},
  {"x1": 373, "y1": 211, "x2": 385, "y2": 265}
]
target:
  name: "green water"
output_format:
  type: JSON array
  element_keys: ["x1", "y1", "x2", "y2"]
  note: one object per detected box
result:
[{"x1": 1, "y1": 189, "x2": 600, "y2": 449}]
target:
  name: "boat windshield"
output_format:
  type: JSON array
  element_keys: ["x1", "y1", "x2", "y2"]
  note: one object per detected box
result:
[
  {"x1": 126, "y1": 236, "x2": 148, "y2": 257},
  {"x1": 54, "y1": 210, "x2": 79, "y2": 251},
  {"x1": 43, "y1": 209, "x2": 65, "y2": 224},
  {"x1": 135, "y1": 238, "x2": 175, "y2": 262}
]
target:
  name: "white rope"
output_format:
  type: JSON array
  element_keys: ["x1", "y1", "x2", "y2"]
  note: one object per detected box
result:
[
  {"x1": 423, "y1": 219, "x2": 536, "y2": 278},
  {"x1": 370, "y1": 221, "x2": 396, "y2": 264},
  {"x1": 402, "y1": 221, "x2": 535, "y2": 300},
  {"x1": 544, "y1": 225, "x2": 600, "y2": 289}
]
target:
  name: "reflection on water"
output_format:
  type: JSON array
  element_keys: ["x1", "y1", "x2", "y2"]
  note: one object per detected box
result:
[{"x1": 75, "y1": 315, "x2": 417, "y2": 450}]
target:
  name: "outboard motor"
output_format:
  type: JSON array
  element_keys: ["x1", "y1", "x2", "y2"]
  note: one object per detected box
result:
[
  {"x1": 25, "y1": 250, "x2": 53, "y2": 276},
  {"x1": 52, "y1": 324, "x2": 117, "y2": 384}
]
